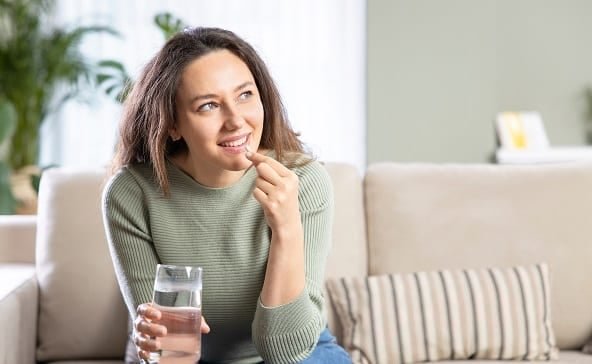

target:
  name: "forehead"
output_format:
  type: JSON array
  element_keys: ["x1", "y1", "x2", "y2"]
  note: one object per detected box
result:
[{"x1": 179, "y1": 49, "x2": 255, "y2": 92}]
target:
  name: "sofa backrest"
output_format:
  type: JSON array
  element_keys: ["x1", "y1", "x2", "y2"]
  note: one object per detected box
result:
[
  {"x1": 363, "y1": 162, "x2": 592, "y2": 350},
  {"x1": 33, "y1": 162, "x2": 367, "y2": 361},
  {"x1": 35, "y1": 168, "x2": 128, "y2": 362},
  {"x1": 322, "y1": 163, "x2": 368, "y2": 334},
  {"x1": 0, "y1": 215, "x2": 36, "y2": 263}
]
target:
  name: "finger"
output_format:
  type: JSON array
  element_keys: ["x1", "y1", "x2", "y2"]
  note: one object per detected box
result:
[
  {"x1": 254, "y1": 176, "x2": 276, "y2": 195},
  {"x1": 244, "y1": 149, "x2": 262, "y2": 163},
  {"x1": 254, "y1": 162, "x2": 283, "y2": 186},
  {"x1": 138, "y1": 349, "x2": 150, "y2": 361},
  {"x1": 201, "y1": 316, "x2": 211, "y2": 334},
  {"x1": 135, "y1": 317, "x2": 167, "y2": 337},
  {"x1": 137, "y1": 303, "x2": 161, "y2": 321},
  {"x1": 247, "y1": 152, "x2": 291, "y2": 177},
  {"x1": 135, "y1": 332, "x2": 161, "y2": 352},
  {"x1": 252, "y1": 187, "x2": 269, "y2": 204}
]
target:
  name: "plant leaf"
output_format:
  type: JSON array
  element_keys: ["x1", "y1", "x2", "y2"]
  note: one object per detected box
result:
[
  {"x1": 154, "y1": 12, "x2": 187, "y2": 40},
  {"x1": 104, "y1": 84, "x2": 120, "y2": 97},
  {"x1": 0, "y1": 99, "x2": 17, "y2": 144},
  {"x1": 0, "y1": 162, "x2": 16, "y2": 214},
  {"x1": 96, "y1": 73, "x2": 112, "y2": 85},
  {"x1": 30, "y1": 173, "x2": 41, "y2": 194},
  {"x1": 98, "y1": 59, "x2": 126, "y2": 72}
]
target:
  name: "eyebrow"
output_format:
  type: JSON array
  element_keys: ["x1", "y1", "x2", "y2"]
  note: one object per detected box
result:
[{"x1": 189, "y1": 81, "x2": 255, "y2": 104}]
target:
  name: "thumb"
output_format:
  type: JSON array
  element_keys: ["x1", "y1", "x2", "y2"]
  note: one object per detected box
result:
[
  {"x1": 201, "y1": 316, "x2": 211, "y2": 334},
  {"x1": 244, "y1": 146, "x2": 266, "y2": 165}
]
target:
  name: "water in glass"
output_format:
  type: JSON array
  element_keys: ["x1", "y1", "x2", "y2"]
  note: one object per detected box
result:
[{"x1": 149, "y1": 265, "x2": 202, "y2": 364}]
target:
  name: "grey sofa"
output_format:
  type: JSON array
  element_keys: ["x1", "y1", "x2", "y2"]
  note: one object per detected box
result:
[{"x1": 1, "y1": 162, "x2": 592, "y2": 363}]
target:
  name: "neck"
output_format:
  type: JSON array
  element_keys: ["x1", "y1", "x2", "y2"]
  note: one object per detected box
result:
[{"x1": 168, "y1": 154, "x2": 247, "y2": 188}]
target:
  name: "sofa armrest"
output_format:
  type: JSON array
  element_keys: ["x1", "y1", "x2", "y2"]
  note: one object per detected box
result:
[
  {"x1": 0, "y1": 215, "x2": 36, "y2": 263},
  {"x1": 0, "y1": 264, "x2": 37, "y2": 364}
]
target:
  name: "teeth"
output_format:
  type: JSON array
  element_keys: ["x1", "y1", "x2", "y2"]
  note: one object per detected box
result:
[{"x1": 220, "y1": 136, "x2": 247, "y2": 147}]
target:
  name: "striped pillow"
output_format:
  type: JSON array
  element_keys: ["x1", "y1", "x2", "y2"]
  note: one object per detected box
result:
[
  {"x1": 583, "y1": 341, "x2": 592, "y2": 354},
  {"x1": 326, "y1": 263, "x2": 558, "y2": 364}
]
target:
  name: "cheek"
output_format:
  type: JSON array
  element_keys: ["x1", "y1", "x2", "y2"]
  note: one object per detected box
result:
[
  {"x1": 253, "y1": 103, "x2": 265, "y2": 126},
  {"x1": 183, "y1": 120, "x2": 217, "y2": 141},
  {"x1": 243, "y1": 103, "x2": 264, "y2": 127}
]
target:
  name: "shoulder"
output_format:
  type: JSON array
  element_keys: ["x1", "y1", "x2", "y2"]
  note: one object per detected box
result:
[
  {"x1": 102, "y1": 164, "x2": 156, "y2": 205},
  {"x1": 291, "y1": 158, "x2": 333, "y2": 210},
  {"x1": 292, "y1": 159, "x2": 331, "y2": 185}
]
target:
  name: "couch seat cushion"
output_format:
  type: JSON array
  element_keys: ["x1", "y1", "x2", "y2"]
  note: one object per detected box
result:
[{"x1": 437, "y1": 350, "x2": 592, "y2": 363}]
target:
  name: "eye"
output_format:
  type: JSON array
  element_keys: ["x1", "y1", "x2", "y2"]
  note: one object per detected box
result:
[
  {"x1": 238, "y1": 91, "x2": 252, "y2": 101},
  {"x1": 197, "y1": 102, "x2": 217, "y2": 112}
]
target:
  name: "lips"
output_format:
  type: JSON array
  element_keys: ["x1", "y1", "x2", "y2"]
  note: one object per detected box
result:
[
  {"x1": 219, "y1": 136, "x2": 247, "y2": 147},
  {"x1": 218, "y1": 133, "x2": 250, "y2": 150}
]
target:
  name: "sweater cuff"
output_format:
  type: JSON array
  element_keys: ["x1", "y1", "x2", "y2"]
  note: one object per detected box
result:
[{"x1": 252, "y1": 290, "x2": 323, "y2": 363}]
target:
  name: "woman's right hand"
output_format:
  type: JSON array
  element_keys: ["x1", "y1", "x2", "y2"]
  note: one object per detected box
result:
[
  {"x1": 134, "y1": 303, "x2": 166, "y2": 361},
  {"x1": 134, "y1": 303, "x2": 211, "y2": 361}
]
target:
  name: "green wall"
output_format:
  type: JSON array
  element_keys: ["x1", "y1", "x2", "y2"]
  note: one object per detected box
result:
[{"x1": 367, "y1": 0, "x2": 592, "y2": 163}]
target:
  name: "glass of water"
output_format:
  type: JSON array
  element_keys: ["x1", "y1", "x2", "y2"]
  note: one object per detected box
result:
[{"x1": 149, "y1": 264, "x2": 202, "y2": 364}]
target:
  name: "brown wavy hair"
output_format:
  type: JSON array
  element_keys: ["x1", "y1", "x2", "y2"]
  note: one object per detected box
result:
[{"x1": 111, "y1": 27, "x2": 308, "y2": 194}]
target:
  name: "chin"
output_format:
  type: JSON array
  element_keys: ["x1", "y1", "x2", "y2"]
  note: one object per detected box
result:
[{"x1": 225, "y1": 160, "x2": 251, "y2": 172}]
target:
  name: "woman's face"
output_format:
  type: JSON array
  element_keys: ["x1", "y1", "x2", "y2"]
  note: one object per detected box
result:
[{"x1": 173, "y1": 49, "x2": 264, "y2": 187}]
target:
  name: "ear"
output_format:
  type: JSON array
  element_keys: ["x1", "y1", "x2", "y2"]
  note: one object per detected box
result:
[{"x1": 169, "y1": 128, "x2": 181, "y2": 141}]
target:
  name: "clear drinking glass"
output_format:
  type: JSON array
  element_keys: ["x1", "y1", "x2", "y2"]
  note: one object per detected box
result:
[{"x1": 148, "y1": 264, "x2": 203, "y2": 364}]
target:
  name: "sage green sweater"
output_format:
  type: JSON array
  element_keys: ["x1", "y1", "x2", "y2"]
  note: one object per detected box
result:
[{"x1": 102, "y1": 157, "x2": 333, "y2": 364}]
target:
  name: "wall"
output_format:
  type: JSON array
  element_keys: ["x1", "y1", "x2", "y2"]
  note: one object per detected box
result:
[{"x1": 367, "y1": 0, "x2": 592, "y2": 163}]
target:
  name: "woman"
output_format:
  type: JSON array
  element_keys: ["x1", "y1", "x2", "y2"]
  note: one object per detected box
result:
[{"x1": 102, "y1": 27, "x2": 351, "y2": 364}]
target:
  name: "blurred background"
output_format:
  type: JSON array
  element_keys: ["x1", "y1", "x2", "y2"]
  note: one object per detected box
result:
[
  {"x1": 2, "y1": 0, "x2": 592, "y2": 214},
  {"x1": 38, "y1": 0, "x2": 366, "y2": 170},
  {"x1": 368, "y1": 0, "x2": 592, "y2": 164}
]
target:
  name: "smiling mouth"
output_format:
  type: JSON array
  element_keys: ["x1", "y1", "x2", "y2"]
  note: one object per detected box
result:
[{"x1": 219, "y1": 135, "x2": 248, "y2": 148}]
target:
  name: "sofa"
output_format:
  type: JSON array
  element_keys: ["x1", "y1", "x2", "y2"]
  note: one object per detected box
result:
[{"x1": 1, "y1": 162, "x2": 592, "y2": 364}]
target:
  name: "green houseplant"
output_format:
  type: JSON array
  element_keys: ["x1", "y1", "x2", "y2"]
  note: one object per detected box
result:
[
  {"x1": 97, "y1": 12, "x2": 187, "y2": 103},
  {"x1": 0, "y1": 3, "x2": 186, "y2": 214},
  {"x1": 0, "y1": 0, "x2": 121, "y2": 169},
  {"x1": 0, "y1": 99, "x2": 17, "y2": 214},
  {"x1": 0, "y1": 0, "x2": 122, "y2": 213}
]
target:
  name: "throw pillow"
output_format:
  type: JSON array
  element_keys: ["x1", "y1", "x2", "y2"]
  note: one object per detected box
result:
[
  {"x1": 326, "y1": 263, "x2": 558, "y2": 364},
  {"x1": 582, "y1": 340, "x2": 592, "y2": 354}
]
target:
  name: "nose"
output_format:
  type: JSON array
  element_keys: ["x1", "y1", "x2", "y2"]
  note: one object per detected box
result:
[{"x1": 223, "y1": 103, "x2": 245, "y2": 130}]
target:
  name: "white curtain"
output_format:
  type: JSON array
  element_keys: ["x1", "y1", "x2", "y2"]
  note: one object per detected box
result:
[{"x1": 42, "y1": 0, "x2": 366, "y2": 172}]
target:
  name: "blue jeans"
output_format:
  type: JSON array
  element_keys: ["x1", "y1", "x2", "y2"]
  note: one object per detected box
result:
[
  {"x1": 296, "y1": 327, "x2": 352, "y2": 364},
  {"x1": 195, "y1": 327, "x2": 352, "y2": 364}
]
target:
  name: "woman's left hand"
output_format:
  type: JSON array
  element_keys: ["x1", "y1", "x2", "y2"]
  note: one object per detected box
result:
[
  {"x1": 247, "y1": 150, "x2": 306, "y2": 306},
  {"x1": 246, "y1": 151, "x2": 301, "y2": 236}
]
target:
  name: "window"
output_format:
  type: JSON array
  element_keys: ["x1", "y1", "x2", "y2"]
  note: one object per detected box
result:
[{"x1": 42, "y1": 0, "x2": 366, "y2": 171}]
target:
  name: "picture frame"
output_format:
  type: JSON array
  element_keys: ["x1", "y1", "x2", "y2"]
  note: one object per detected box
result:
[{"x1": 495, "y1": 111, "x2": 549, "y2": 150}]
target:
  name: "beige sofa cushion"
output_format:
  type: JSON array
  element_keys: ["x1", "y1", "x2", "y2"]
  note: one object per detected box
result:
[
  {"x1": 35, "y1": 169, "x2": 128, "y2": 362},
  {"x1": 363, "y1": 162, "x2": 592, "y2": 349},
  {"x1": 322, "y1": 162, "x2": 368, "y2": 339},
  {"x1": 0, "y1": 215, "x2": 36, "y2": 263},
  {"x1": 323, "y1": 162, "x2": 368, "y2": 280},
  {"x1": 435, "y1": 350, "x2": 592, "y2": 363},
  {"x1": 0, "y1": 264, "x2": 37, "y2": 364},
  {"x1": 327, "y1": 263, "x2": 558, "y2": 363}
]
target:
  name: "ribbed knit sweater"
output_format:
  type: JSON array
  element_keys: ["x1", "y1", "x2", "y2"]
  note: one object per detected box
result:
[{"x1": 102, "y1": 157, "x2": 334, "y2": 364}]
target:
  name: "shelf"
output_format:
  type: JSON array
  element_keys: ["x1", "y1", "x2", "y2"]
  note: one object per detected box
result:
[{"x1": 496, "y1": 146, "x2": 592, "y2": 164}]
